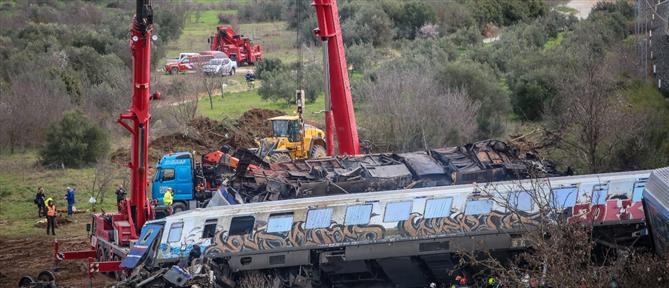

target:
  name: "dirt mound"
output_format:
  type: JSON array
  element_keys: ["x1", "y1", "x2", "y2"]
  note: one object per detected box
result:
[
  {"x1": 111, "y1": 108, "x2": 285, "y2": 165},
  {"x1": 0, "y1": 236, "x2": 113, "y2": 288}
]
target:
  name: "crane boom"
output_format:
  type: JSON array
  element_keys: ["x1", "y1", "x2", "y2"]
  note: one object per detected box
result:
[
  {"x1": 312, "y1": 0, "x2": 360, "y2": 155},
  {"x1": 117, "y1": 0, "x2": 154, "y2": 231}
]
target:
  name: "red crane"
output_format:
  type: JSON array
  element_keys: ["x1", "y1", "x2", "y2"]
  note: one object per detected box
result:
[
  {"x1": 313, "y1": 0, "x2": 360, "y2": 156},
  {"x1": 53, "y1": 0, "x2": 158, "y2": 277}
]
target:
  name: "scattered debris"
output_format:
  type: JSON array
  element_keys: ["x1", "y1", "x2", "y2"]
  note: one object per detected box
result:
[
  {"x1": 228, "y1": 139, "x2": 560, "y2": 203},
  {"x1": 111, "y1": 108, "x2": 285, "y2": 165}
]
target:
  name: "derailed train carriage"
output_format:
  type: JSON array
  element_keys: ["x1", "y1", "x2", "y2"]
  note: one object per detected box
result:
[
  {"x1": 228, "y1": 140, "x2": 559, "y2": 203},
  {"x1": 642, "y1": 167, "x2": 669, "y2": 256},
  {"x1": 121, "y1": 169, "x2": 651, "y2": 287}
]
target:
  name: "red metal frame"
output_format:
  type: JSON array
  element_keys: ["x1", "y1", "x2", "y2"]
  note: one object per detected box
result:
[
  {"x1": 312, "y1": 0, "x2": 360, "y2": 155},
  {"x1": 210, "y1": 25, "x2": 263, "y2": 64}
]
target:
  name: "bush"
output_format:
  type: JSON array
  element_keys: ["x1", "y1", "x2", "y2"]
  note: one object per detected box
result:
[
  {"x1": 436, "y1": 59, "x2": 509, "y2": 137},
  {"x1": 342, "y1": 4, "x2": 394, "y2": 46},
  {"x1": 258, "y1": 64, "x2": 323, "y2": 104},
  {"x1": 218, "y1": 13, "x2": 236, "y2": 24},
  {"x1": 255, "y1": 58, "x2": 284, "y2": 80},
  {"x1": 389, "y1": 1, "x2": 436, "y2": 39},
  {"x1": 238, "y1": 1, "x2": 283, "y2": 23},
  {"x1": 41, "y1": 111, "x2": 109, "y2": 168},
  {"x1": 345, "y1": 43, "x2": 376, "y2": 72}
]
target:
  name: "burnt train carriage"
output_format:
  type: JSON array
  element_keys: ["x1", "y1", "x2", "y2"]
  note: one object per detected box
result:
[
  {"x1": 231, "y1": 140, "x2": 559, "y2": 203},
  {"x1": 130, "y1": 170, "x2": 650, "y2": 287}
]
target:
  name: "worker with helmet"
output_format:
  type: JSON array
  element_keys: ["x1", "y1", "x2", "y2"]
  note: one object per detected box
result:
[
  {"x1": 164, "y1": 187, "x2": 174, "y2": 215},
  {"x1": 46, "y1": 200, "x2": 57, "y2": 235}
]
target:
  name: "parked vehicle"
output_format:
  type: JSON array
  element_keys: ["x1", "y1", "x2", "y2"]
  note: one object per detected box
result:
[
  {"x1": 199, "y1": 50, "x2": 227, "y2": 59},
  {"x1": 202, "y1": 58, "x2": 237, "y2": 76},
  {"x1": 163, "y1": 54, "x2": 214, "y2": 75},
  {"x1": 177, "y1": 52, "x2": 198, "y2": 61}
]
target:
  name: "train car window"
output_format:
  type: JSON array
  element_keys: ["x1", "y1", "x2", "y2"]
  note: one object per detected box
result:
[
  {"x1": 167, "y1": 222, "x2": 183, "y2": 243},
  {"x1": 465, "y1": 199, "x2": 493, "y2": 215},
  {"x1": 632, "y1": 181, "x2": 646, "y2": 202},
  {"x1": 592, "y1": 184, "x2": 608, "y2": 205},
  {"x1": 384, "y1": 201, "x2": 412, "y2": 222},
  {"x1": 202, "y1": 219, "x2": 217, "y2": 238},
  {"x1": 306, "y1": 208, "x2": 333, "y2": 229},
  {"x1": 508, "y1": 192, "x2": 533, "y2": 212},
  {"x1": 345, "y1": 204, "x2": 373, "y2": 225},
  {"x1": 424, "y1": 197, "x2": 453, "y2": 219},
  {"x1": 229, "y1": 216, "x2": 255, "y2": 235},
  {"x1": 162, "y1": 168, "x2": 175, "y2": 181},
  {"x1": 551, "y1": 186, "x2": 578, "y2": 209},
  {"x1": 267, "y1": 213, "x2": 294, "y2": 233}
]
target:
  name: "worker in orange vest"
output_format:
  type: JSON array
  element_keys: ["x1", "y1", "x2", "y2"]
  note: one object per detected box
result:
[{"x1": 46, "y1": 200, "x2": 57, "y2": 236}]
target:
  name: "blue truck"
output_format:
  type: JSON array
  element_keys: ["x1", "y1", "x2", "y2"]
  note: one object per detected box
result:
[{"x1": 152, "y1": 152, "x2": 210, "y2": 215}]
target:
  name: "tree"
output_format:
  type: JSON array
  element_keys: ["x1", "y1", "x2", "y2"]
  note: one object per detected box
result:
[
  {"x1": 546, "y1": 19, "x2": 641, "y2": 173},
  {"x1": 436, "y1": 59, "x2": 509, "y2": 138},
  {"x1": 258, "y1": 64, "x2": 323, "y2": 104},
  {"x1": 356, "y1": 61, "x2": 479, "y2": 152},
  {"x1": 341, "y1": 4, "x2": 394, "y2": 47},
  {"x1": 41, "y1": 111, "x2": 109, "y2": 168},
  {"x1": 390, "y1": 1, "x2": 436, "y2": 39}
]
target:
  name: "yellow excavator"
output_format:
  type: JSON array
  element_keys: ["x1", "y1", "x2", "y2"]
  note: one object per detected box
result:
[{"x1": 256, "y1": 90, "x2": 328, "y2": 163}]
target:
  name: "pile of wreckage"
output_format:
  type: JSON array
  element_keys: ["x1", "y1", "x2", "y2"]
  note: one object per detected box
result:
[{"x1": 228, "y1": 139, "x2": 559, "y2": 203}]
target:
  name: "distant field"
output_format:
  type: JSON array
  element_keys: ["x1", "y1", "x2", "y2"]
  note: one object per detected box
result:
[
  {"x1": 165, "y1": 5, "x2": 316, "y2": 64},
  {"x1": 197, "y1": 89, "x2": 326, "y2": 124}
]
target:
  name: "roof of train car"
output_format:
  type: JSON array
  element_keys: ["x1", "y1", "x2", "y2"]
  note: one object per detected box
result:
[{"x1": 152, "y1": 169, "x2": 651, "y2": 224}]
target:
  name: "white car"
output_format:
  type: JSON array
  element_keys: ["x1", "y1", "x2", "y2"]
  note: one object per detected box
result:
[{"x1": 202, "y1": 58, "x2": 237, "y2": 76}]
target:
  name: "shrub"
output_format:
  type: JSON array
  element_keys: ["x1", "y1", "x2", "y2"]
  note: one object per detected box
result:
[
  {"x1": 258, "y1": 64, "x2": 323, "y2": 104},
  {"x1": 41, "y1": 111, "x2": 109, "y2": 168},
  {"x1": 255, "y1": 58, "x2": 285, "y2": 80}
]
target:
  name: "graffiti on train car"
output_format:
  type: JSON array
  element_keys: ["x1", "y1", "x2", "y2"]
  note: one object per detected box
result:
[
  {"x1": 569, "y1": 198, "x2": 644, "y2": 224},
  {"x1": 398, "y1": 211, "x2": 541, "y2": 238},
  {"x1": 204, "y1": 221, "x2": 386, "y2": 255}
]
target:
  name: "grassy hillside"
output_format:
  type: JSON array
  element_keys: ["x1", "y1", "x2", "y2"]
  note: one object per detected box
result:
[{"x1": 197, "y1": 89, "x2": 326, "y2": 123}]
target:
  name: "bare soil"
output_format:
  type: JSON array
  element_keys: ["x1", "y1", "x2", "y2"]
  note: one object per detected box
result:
[
  {"x1": 0, "y1": 235, "x2": 114, "y2": 288},
  {"x1": 111, "y1": 108, "x2": 284, "y2": 165}
]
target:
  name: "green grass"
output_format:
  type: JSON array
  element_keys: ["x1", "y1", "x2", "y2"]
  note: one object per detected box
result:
[
  {"x1": 197, "y1": 89, "x2": 326, "y2": 124},
  {"x1": 0, "y1": 152, "x2": 123, "y2": 237},
  {"x1": 544, "y1": 32, "x2": 565, "y2": 50}
]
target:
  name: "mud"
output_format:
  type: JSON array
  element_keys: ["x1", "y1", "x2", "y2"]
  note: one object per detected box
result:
[{"x1": 0, "y1": 236, "x2": 114, "y2": 288}]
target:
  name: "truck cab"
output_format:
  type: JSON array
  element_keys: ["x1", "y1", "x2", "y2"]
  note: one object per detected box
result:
[{"x1": 152, "y1": 152, "x2": 202, "y2": 215}]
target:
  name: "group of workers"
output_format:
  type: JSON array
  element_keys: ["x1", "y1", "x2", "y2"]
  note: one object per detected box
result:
[{"x1": 34, "y1": 186, "x2": 77, "y2": 235}]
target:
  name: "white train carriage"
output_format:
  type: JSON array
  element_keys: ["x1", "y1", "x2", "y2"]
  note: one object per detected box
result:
[{"x1": 129, "y1": 170, "x2": 650, "y2": 287}]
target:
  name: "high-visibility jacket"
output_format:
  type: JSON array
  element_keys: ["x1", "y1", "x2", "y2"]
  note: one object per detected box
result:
[
  {"x1": 47, "y1": 204, "x2": 57, "y2": 217},
  {"x1": 163, "y1": 190, "x2": 173, "y2": 206}
]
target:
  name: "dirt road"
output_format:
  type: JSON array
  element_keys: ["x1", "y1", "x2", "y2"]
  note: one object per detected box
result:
[
  {"x1": 0, "y1": 235, "x2": 114, "y2": 288},
  {"x1": 563, "y1": 0, "x2": 604, "y2": 19}
]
